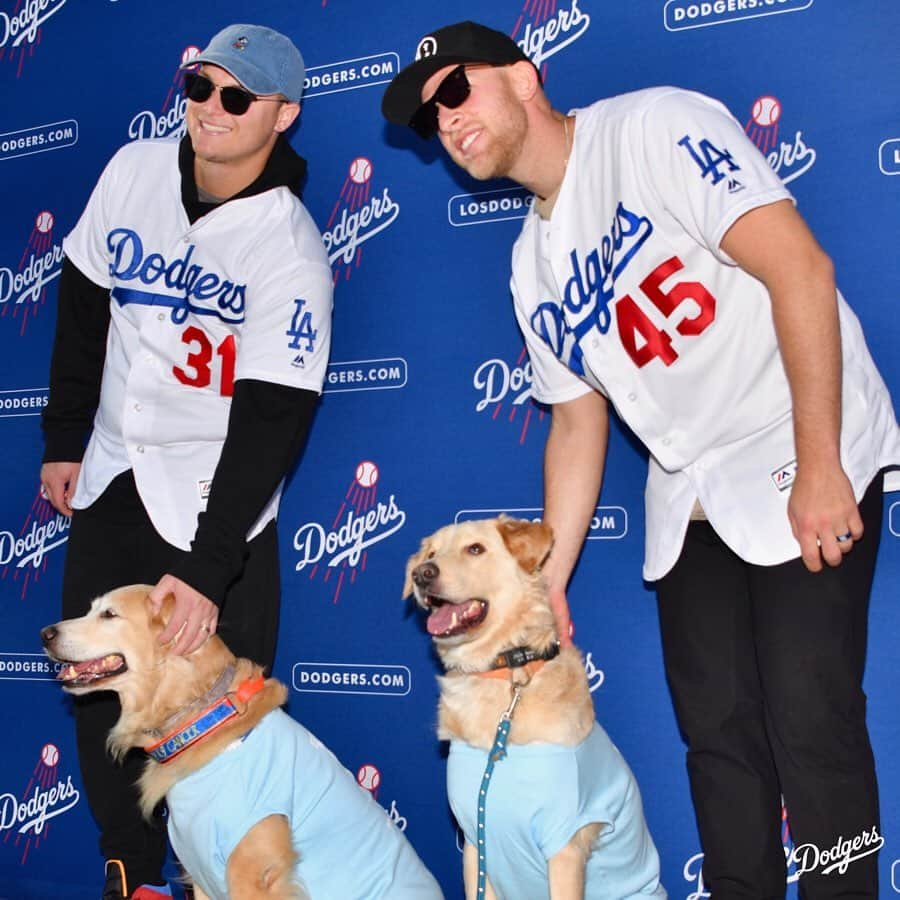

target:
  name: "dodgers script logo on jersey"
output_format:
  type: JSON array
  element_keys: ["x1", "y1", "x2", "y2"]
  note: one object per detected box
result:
[
  {"x1": 293, "y1": 461, "x2": 406, "y2": 604},
  {"x1": 511, "y1": 0, "x2": 591, "y2": 74},
  {"x1": 744, "y1": 95, "x2": 816, "y2": 184},
  {"x1": 0, "y1": 210, "x2": 63, "y2": 336},
  {"x1": 106, "y1": 228, "x2": 247, "y2": 325},
  {"x1": 528, "y1": 201, "x2": 716, "y2": 376},
  {"x1": 322, "y1": 157, "x2": 400, "y2": 284},
  {"x1": 0, "y1": 489, "x2": 69, "y2": 601},
  {"x1": 0, "y1": 743, "x2": 80, "y2": 865},
  {"x1": 127, "y1": 46, "x2": 199, "y2": 141},
  {"x1": 0, "y1": 0, "x2": 69, "y2": 77},
  {"x1": 473, "y1": 348, "x2": 547, "y2": 445}
]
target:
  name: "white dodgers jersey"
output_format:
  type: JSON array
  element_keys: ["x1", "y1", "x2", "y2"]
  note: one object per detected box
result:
[
  {"x1": 511, "y1": 88, "x2": 900, "y2": 578},
  {"x1": 63, "y1": 139, "x2": 333, "y2": 550}
]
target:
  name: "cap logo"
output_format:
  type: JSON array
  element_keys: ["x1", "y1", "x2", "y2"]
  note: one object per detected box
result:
[
  {"x1": 415, "y1": 35, "x2": 438, "y2": 60},
  {"x1": 232, "y1": 36, "x2": 248, "y2": 50}
]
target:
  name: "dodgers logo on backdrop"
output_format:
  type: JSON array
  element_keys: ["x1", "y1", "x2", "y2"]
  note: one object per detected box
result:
[
  {"x1": 0, "y1": 120, "x2": 78, "y2": 162},
  {"x1": 448, "y1": 186, "x2": 535, "y2": 227},
  {"x1": 511, "y1": 0, "x2": 591, "y2": 73},
  {"x1": 0, "y1": 489, "x2": 70, "y2": 600},
  {"x1": 455, "y1": 507, "x2": 627, "y2": 541},
  {"x1": 293, "y1": 461, "x2": 406, "y2": 604},
  {"x1": 473, "y1": 348, "x2": 547, "y2": 445},
  {"x1": 0, "y1": 210, "x2": 63, "y2": 335},
  {"x1": 324, "y1": 358, "x2": 408, "y2": 394},
  {"x1": 127, "y1": 45, "x2": 199, "y2": 141},
  {"x1": 0, "y1": 653, "x2": 62, "y2": 681},
  {"x1": 0, "y1": 0, "x2": 68, "y2": 76},
  {"x1": 355, "y1": 763, "x2": 409, "y2": 832},
  {"x1": 303, "y1": 52, "x2": 399, "y2": 99},
  {"x1": 879, "y1": 138, "x2": 900, "y2": 176},
  {"x1": 322, "y1": 157, "x2": 400, "y2": 283},
  {"x1": 0, "y1": 743, "x2": 80, "y2": 864},
  {"x1": 664, "y1": 0, "x2": 814, "y2": 32},
  {"x1": 292, "y1": 662, "x2": 411, "y2": 697},
  {"x1": 744, "y1": 95, "x2": 816, "y2": 184}
]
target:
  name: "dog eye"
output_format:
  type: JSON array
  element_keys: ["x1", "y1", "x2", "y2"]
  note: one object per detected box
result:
[
  {"x1": 426, "y1": 550, "x2": 435, "y2": 560},
  {"x1": 466, "y1": 543, "x2": 486, "y2": 556},
  {"x1": 99, "y1": 608, "x2": 118, "y2": 619}
]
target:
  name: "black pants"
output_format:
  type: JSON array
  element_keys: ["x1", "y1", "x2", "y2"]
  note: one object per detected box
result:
[
  {"x1": 61, "y1": 470, "x2": 281, "y2": 891},
  {"x1": 657, "y1": 475, "x2": 883, "y2": 900}
]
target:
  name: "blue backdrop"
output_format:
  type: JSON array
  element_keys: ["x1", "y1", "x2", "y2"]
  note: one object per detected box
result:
[{"x1": 1, "y1": 1, "x2": 898, "y2": 898}]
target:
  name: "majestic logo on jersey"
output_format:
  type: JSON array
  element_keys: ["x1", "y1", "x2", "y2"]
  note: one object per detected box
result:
[
  {"x1": 107, "y1": 229, "x2": 247, "y2": 324},
  {"x1": 293, "y1": 461, "x2": 406, "y2": 604},
  {"x1": 664, "y1": 0, "x2": 814, "y2": 32},
  {"x1": 322, "y1": 157, "x2": 400, "y2": 284},
  {"x1": 0, "y1": 211, "x2": 63, "y2": 335},
  {"x1": 879, "y1": 138, "x2": 900, "y2": 176},
  {"x1": 448, "y1": 187, "x2": 534, "y2": 227},
  {"x1": 303, "y1": 53, "x2": 399, "y2": 99},
  {"x1": 530, "y1": 202, "x2": 653, "y2": 375},
  {"x1": 128, "y1": 47, "x2": 199, "y2": 141},
  {"x1": 744, "y1": 95, "x2": 816, "y2": 184},
  {"x1": 0, "y1": 743, "x2": 80, "y2": 864},
  {"x1": 0, "y1": 489, "x2": 69, "y2": 600},
  {"x1": 0, "y1": 0, "x2": 68, "y2": 76},
  {"x1": 473, "y1": 348, "x2": 547, "y2": 445},
  {"x1": 512, "y1": 0, "x2": 591, "y2": 74}
]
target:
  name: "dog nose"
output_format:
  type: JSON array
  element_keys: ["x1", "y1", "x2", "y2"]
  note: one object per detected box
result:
[
  {"x1": 40, "y1": 625, "x2": 57, "y2": 646},
  {"x1": 413, "y1": 561, "x2": 439, "y2": 588}
]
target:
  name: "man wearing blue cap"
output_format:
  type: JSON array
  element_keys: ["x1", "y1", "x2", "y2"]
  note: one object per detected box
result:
[{"x1": 40, "y1": 24, "x2": 332, "y2": 899}]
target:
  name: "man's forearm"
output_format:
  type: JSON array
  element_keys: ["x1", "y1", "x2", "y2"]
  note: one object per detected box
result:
[{"x1": 541, "y1": 390, "x2": 609, "y2": 591}]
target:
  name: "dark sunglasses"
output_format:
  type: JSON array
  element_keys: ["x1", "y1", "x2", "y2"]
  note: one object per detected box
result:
[
  {"x1": 183, "y1": 71, "x2": 285, "y2": 116},
  {"x1": 410, "y1": 65, "x2": 476, "y2": 139}
]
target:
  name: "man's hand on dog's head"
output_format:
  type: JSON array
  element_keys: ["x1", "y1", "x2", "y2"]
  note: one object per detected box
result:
[{"x1": 149, "y1": 575, "x2": 219, "y2": 655}]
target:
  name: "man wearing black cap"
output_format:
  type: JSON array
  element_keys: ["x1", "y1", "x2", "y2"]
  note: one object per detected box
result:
[
  {"x1": 384, "y1": 21, "x2": 900, "y2": 900},
  {"x1": 40, "y1": 24, "x2": 332, "y2": 899}
]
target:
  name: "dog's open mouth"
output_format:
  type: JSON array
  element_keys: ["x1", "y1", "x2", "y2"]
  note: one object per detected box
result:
[
  {"x1": 56, "y1": 654, "x2": 127, "y2": 686},
  {"x1": 425, "y1": 597, "x2": 488, "y2": 638}
]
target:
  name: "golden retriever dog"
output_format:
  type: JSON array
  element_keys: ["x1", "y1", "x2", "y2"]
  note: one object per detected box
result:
[
  {"x1": 404, "y1": 517, "x2": 666, "y2": 900},
  {"x1": 41, "y1": 585, "x2": 443, "y2": 900}
]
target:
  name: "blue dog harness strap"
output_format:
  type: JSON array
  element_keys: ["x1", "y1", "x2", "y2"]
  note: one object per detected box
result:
[{"x1": 476, "y1": 686, "x2": 521, "y2": 898}]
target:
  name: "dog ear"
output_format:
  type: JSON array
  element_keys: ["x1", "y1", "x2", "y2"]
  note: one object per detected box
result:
[
  {"x1": 496, "y1": 516, "x2": 554, "y2": 574},
  {"x1": 148, "y1": 592, "x2": 176, "y2": 627},
  {"x1": 402, "y1": 542, "x2": 428, "y2": 599}
]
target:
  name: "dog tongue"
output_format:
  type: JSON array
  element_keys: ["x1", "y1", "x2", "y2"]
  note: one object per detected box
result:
[{"x1": 426, "y1": 600, "x2": 481, "y2": 636}]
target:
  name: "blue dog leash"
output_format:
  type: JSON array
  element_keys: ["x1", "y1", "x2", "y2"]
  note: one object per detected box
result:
[{"x1": 476, "y1": 685, "x2": 521, "y2": 899}]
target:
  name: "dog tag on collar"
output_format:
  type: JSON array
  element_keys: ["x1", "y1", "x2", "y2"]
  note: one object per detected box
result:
[{"x1": 235, "y1": 675, "x2": 265, "y2": 704}]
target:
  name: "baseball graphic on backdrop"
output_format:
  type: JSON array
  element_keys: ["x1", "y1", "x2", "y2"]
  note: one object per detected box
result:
[
  {"x1": 357, "y1": 763, "x2": 381, "y2": 793},
  {"x1": 41, "y1": 743, "x2": 60, "y2": 766},
  {"x1": 349, "y1": 157, "x2": 373, "y2": 184},
  {"x1": 751, "y1": 95, "x2": 781, "y2": 127},
  {"x1": 355, "y1": 460, "x2": 379, "y2": 488},
  {"x1": 35, "y1": 211, "x2": 54, "y2": 233}
]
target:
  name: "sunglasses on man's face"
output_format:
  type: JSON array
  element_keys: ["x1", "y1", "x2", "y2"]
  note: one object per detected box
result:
[
  {"x1": 410, "y1": 65, "x2": 478, "y2": 139},
  {"x1": 183, "y1": 71, "x2": 285, "y2": 117}
]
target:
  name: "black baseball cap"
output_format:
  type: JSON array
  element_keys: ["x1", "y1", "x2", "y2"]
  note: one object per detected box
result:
[{"x1": 381, "y1": 21, "x2": 536, "y2": 127}]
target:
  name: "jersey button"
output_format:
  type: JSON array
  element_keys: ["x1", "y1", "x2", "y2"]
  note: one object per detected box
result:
[
  {"x1": 136, "y1": 445, "x2": 145, "y2": 453},
  {"x1": 662, "y1": 437, "x2": 672, "y2": 446},
  {"x1": 157, "y1": 313, "x2": 165, "y2": 321},
  {"x1": 628, "y1": 393, "x2": 637, "y2": 402},
  {"x1": 134, "y1": 403, "x2": 142, "y2": 412}
]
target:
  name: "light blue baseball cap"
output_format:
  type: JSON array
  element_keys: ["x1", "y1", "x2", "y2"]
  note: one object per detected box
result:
[{"x1": 185, "y1": 24, "x2": 306, "y2": 102}]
